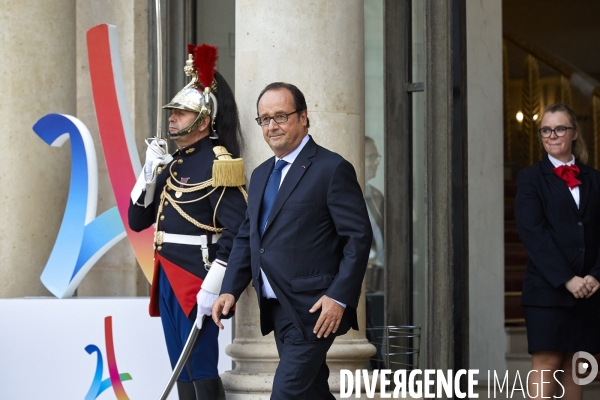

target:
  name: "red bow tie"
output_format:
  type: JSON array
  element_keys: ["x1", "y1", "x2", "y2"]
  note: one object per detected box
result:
[{"x1": 553, "y1": 164, "x2": 582, "y2": 189}]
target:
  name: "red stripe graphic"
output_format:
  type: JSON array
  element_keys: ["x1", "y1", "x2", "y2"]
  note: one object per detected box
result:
[{"x1": 86, "y1": 24, "x2": 154, "y2": 282}]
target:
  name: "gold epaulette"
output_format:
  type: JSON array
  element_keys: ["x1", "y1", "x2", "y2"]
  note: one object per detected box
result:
[{"x1": 212, "y1": 146, "x2": 245, "y2": 187}]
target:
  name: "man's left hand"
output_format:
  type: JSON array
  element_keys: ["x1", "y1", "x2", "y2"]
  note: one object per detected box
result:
[
  {"x1": 309, "y1": 295, "x2": 344, "y2": 339},
  {"x1": 212, "y1": 293, "x2": 236, "y2": 330},
  {"x1": 584, "y1": 275, "x2": 600, "y2": 298}
]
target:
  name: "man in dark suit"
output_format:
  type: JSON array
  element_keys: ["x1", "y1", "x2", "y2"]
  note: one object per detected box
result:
[{"x1": 212, "y1": 82, "x2": 372, "y2": 399}]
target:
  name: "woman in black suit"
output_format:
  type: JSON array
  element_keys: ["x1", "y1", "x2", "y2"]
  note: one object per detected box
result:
[{"x1": 515, "y1": 103, "x2": 600, "y2": 399}]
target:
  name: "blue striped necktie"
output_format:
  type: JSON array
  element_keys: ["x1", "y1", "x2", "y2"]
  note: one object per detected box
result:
[{"x1": 259, "y1": 159, "x2": 288, "y2": 236}]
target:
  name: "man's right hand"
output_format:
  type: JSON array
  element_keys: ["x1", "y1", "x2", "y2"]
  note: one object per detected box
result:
[
  {"x1": 212, "y1": 293, "x2": 236, "y2": 330},
  {"x1": 144, "y1": 140, "x2": 168, "y2": 180},
  {"x1": 583, "y1": 275, "x2": 600, "y2": 298},
  {"x1": 565, "y1": 276, "x2": 590, "y2": 298}
]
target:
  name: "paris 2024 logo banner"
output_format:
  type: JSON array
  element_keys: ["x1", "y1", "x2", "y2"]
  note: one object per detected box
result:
[
  {"x1": 33, "y1": 24, "x2": 155, "y2": 299},
  {"x1": 31, "y1": 24, "x2": 157, "y2": 400},
  {"x1": 85, "y1": 316, "x2": 133, "y2": 400}
]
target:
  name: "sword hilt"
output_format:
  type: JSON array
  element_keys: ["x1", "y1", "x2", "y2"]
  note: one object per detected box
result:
[{"x1": 145, "y1": 137, "x2": 169, "y2": 156}]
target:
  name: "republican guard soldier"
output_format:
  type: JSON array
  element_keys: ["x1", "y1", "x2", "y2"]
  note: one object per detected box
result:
[{"x1": 129, "y1": 44, "x2": 247, "y2": 400}]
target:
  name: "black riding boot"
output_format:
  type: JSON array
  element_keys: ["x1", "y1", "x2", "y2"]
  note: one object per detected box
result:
[
  {"x1": 176, "y1": 381, "x2": 197, "y2": 400},
  {"x1": 193, "y1": 376, "x2": 226, "y2": 400}
]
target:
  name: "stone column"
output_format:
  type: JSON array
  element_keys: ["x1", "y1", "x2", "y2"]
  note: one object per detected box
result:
[
  {"x1": 0, "y1": 1, "x2": 76, "y2": 298},
  {"x1": 75, "y1": 0, "x2": 150, "y2": 296},
  {"x1": 224, "y1": 1, "x2": 374, "y2": 398},
  {"x1": 466, "y1": 0, "x2": 506, "y2": 381}
]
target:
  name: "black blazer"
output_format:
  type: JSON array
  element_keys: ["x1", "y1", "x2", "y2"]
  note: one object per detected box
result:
[
  {"x1": 221, "y1": 136, "x2": 373, "y2": 340},
  {"x1": 515, "y1": 155, "x2": 600, "y2": 307}
]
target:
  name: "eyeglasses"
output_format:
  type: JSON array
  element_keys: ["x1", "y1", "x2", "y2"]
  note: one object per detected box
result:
[
  {"x1": 255, "y1": 110, "x2": 299, "y2": 126},
  {"x1": 539, "y1": 126, "x2": 574, "y2": 138}
]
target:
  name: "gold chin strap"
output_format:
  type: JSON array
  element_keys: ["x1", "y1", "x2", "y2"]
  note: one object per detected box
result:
[{"x1": 171, "y1": 107, "x2": 210, "y2": 138}]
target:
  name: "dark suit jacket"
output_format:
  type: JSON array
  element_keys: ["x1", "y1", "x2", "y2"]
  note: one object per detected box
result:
[
  {"x1": 515, "y1": 155, "x2": 600, "y2": 307},
  {"x1": 221, "y1": 136, "x2": 373, "y2": 340}
]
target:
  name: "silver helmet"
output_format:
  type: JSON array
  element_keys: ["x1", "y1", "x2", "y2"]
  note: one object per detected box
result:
[{"x1": 163, "y1": 44, "x2": 219, "y2": 139}]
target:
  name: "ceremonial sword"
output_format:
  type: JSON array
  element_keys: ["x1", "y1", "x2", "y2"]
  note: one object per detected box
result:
[
  {"x1": 147, "y1": 0, "x2": 168, "y2": 154},
  {"x1": 159, "y1": 316, "x2": 207, "y2": 400},
  {"x1": 153, "y1": 1, "x2": 196, "y2": 398}
]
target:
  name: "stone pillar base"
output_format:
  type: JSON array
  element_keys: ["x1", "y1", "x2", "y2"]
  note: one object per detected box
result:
[
  {"x1": 326, "y1": 337, "x2": 377, "y2": 392},
  {"x1": 221, "y1": 336, "x2": 376, "y2": 398},
  {"x1": 221, "y1": 372, "x2": 273, "y2": 399}
]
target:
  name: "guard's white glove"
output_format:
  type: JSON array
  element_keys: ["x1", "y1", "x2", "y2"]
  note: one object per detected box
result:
[
  {"x1": 130, "y1": 140, "x2": 173, "y2": 206},
  {"x1": 144, "y1": 140, "x2": 172, "y2": 182},
  {"x1": 196, "y1": 260, "x2": 228, "y2": 329},
  {"x1": 196, "y1": 288, "x2": 218, "y2": 329}
]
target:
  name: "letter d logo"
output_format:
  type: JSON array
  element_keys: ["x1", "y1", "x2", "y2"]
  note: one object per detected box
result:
[{"x1": 572, "y1": 351, "x2": 598, "y2": 385}]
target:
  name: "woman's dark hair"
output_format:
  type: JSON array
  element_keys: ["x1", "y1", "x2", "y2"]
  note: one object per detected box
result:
[
  {"x1": 542, "y1": 102, "x2": 588, "y2": 164},
  {"x1": 213, "y1": 71, "x2": 243, "y2": 158},
  {"x1": 256, "y1": 82, "x2": 310, "y2": 128}
]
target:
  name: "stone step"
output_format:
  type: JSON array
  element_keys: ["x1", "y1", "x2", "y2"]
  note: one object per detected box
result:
[
  {"x1": 506, "y1": 351, "x2": 531, "y2": 377},
  {"x1": 505, "y1": 294, "x2": 525, "y2": 324},
  {"x1": 472, "y1": 381, "x2": 600, "y2": 399},
  {"x1": 506, "y1": 326, "x2": 528, "y2": 354}
]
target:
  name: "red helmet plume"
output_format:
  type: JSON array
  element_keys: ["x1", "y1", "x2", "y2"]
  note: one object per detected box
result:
[{"x1": 188, "y1": 43, "x2": 218, "y2": 89}]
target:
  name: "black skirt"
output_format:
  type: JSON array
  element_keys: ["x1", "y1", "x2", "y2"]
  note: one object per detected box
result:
[{"x1": 524, "y1": 299, "x2": 600, "y2": 354}]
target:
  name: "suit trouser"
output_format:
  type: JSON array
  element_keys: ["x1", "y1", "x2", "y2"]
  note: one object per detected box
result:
[
  {"x1": 158, "y1": 265, "x2": 219, "y2": 382},
  {"x1": 265, "y1": 298, "x2": 336, "y2": 400}
]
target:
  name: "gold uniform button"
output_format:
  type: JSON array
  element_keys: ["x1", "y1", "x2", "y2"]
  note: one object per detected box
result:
[
  {"x1": 173, "y1": 172, "x2": 178, "y2": 177},
  {"x1": 164, "y1": 201, "x2": 169, "y2": 206},
  {"x1": 166, "y1": 186, "x2": 171, "y2": 191},
  {"x1": 160, "y1": 215, "x2": 165, "y2": 220},
  {"x1": 178, "y1": 159, "x2": 183, "y2": 164},
  {"x1": 157, "y1": 246, "x2": 162, "y2": 251}
]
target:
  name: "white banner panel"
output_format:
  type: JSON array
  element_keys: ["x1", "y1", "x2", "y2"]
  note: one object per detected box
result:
[{"x1": 0, "y1": 298, "x2": 232, "y2": 400}]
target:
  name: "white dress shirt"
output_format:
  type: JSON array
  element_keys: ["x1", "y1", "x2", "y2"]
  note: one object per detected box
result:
[
  {"x1": 548, "y1": 154, "x2": 580, "y2": 208},
  {"x1": 260, "y1": 135, "x2": 346, "y2": 308}
]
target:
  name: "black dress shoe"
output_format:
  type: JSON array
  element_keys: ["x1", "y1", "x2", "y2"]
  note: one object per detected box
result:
[
  {"x1": 193, "y1": 376, "x2": 226, "y2": 400},
  {"x1": 176, "y1": 380, "x2": 196, "y2": 400}
]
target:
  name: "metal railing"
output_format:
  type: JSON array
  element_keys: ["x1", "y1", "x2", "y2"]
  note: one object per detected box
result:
[{"x1": 366, "y1": 325, "x2": 421, "y2": 371}]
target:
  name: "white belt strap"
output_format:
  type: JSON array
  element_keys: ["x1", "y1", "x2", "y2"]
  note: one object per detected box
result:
[
  {"x1": 155, "y1": 232, "x2": 219, "y2": 271},
  {"x1": 163, "y1": 233, "x2": 203, "y2": 245},
  {"x1": 199, "y1": 235, "x2": 219, "y2": 270},
  {"x1": 155, "y1": 232, "x2": 217, "y2": 246},
  {"x1": 200, "y1": 235, "x2": 210, "y2": 269}
]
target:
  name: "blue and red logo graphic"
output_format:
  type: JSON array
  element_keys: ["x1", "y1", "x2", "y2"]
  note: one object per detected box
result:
[
  {"x1": 33, "y1": 24, "x2": 155, "y2": 299},
  {"x1": 85, "y1": 316, "x2": 133, "y2": 400},
  {"x1": 31, "y1": 24, "x2": 158, "y2": 400}
]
